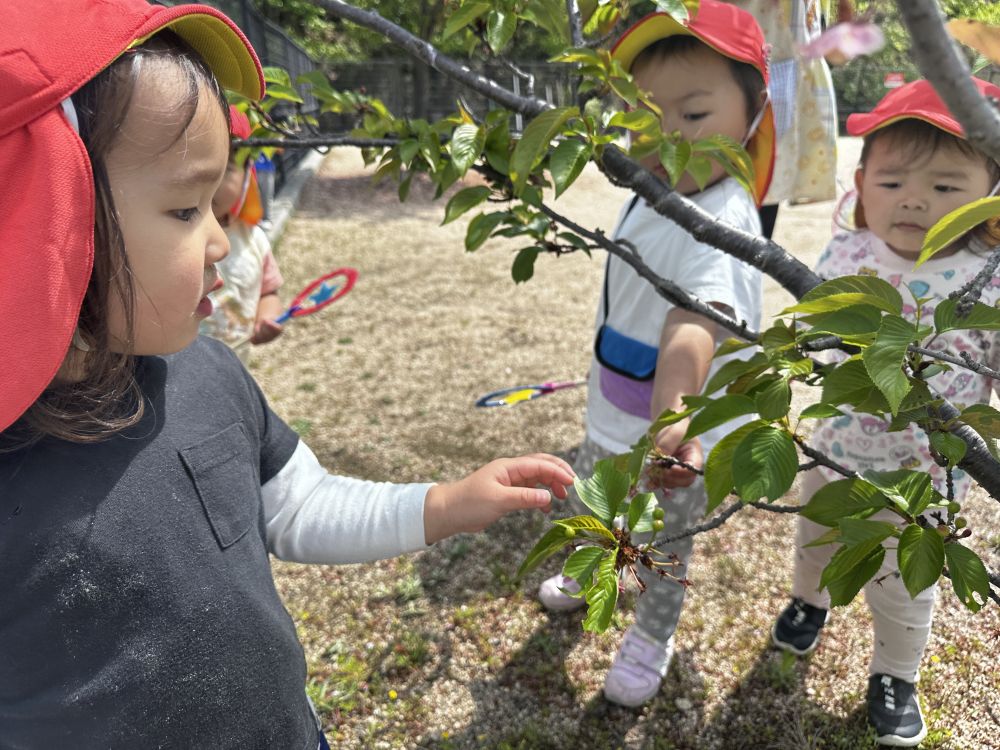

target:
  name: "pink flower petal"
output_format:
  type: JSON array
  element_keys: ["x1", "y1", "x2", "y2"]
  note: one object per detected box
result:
[{"x1": 799, "y1": 22, "x2": 885, "y2": 62}]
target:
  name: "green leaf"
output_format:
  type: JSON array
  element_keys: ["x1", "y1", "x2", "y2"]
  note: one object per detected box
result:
[
  {"x1": 509, "y1": 106, "x2": 579, "y2": 194},
  {"x1": 860, "y1": 470, "x2": 942, "y2": 517},
  {"x1": 515, "y1": 524, "x2": 576, "y2": 581},
  {"x1": 799, "y1": 403, "x2": 846, "y2": 420},
  {"x1": 263, "y1": 66, "x2": 293, "y2": 88},
  {"x1": 685, "y1": 155, "x2": 713, "y2": 190},
  {"x1": 582, "y1": 550, "x2": 620, "y2": 633},
  {"x1": 511, "y1": 247, "x2": 540, "y2": 283},
  {"x1": 465, "y1": 211, "x2": 507, "y2": 252},
  {"x1": 684, "y1": 394, "x2": 756, "y2": 440},
  {"x1": 826, "y1": 546, "x2": 885, "y2": 607},
  {"x1": 651, "y1": 0, "x2": 691, "y2": 22},
  {"x1": 820, "y1": 518, "x2": 897, "y2": 596},
  {"x1": 486, "y1": 9, "x2": 517, "y2": 53},
  {"x1": 917, "y1": 196, "x2": 1000, "y2": 266},
  {"x1": 607, "y1": 109, "x2": 660, "y2": 133},
  {"x1": 897, "y1": 524, "x2": 945, "y2": 598},
  {"x1": 837, "y1": 518, "x2": 899, "y2": 546},
  {"x1": 562, "y1": 546, "x2": 605, "y2": 588},
  {"x1": 929, "y1": 430, "x2": 967, "y2": 467},
  {"x1": 784, "y1": 276, "x2": 903, "y2": 316},
  {"x1": 732, "y1": 426, "x2": 798, "y2": 502},
  {"x1": 442, "y1": 186, "x2": 491, "y2": 225},
  {"x1": 264, "y1": 82, "x2": 303, "y2": 103},
  {"x1": 648, "y1": 406, "x2": 698, "y2": 437},
  {"x1": 573, "y1": 459, "x2": 632, "y2": 527},
  {"x1": 449, "y1": 123, "x2": 485, "y2": 175},
  {"x1": 944, "y1": 542, "x2": 991, "y2": 612},
  {"x1": 627, "y1": 492, "x2": 657, "y2": 533},
  {"x1": 703, "y1": 421, "x2": 764, "y2": 512},
  {"x1": 801, "y1": 479, "x2": 888, "y2": 527},
  {"x1": 862, "y1": 316, "x2": 917, "y2": 414},
  {"x1": 703, "y1": 352, "x2": 768, "y2": 396},
  {"x1": 625, "y1": 434, "x2": 652, "y2": 486},
  {"x1": 754, "y1": 378, "x2": 792, "y2": 421},
  {"x1": 822, "y1": 359, "x2": 884, "y2": 409},
  {"x1": 442, "y1": 1, "x2": 491, "y2": 39},
  {"x1": 933, "y1": 296, "x2": 1000, "y2": 333},
  {"x1": 550, "y1": 140, "x2": 592, "y2": 198},
  {"x1": 959, "y1": 403, "x2": 1000, "y2": 438},
  {"x1": 801, "y1": 304, "x2": 884, "y2": 339},
  {"x1": 555, "y1": 515, "x2": 619, "y2": 543},
  {"x1": 715, "y1": 338, "x2": 756, "y2": 358},
  {"x1": 658, "y1": 139, "x2": 692, "y2": 186}
]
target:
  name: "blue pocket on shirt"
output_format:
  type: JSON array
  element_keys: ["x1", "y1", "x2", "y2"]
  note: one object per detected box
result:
[{"x1": 594, "y1": 324, "x2": 657, "y2": 381}]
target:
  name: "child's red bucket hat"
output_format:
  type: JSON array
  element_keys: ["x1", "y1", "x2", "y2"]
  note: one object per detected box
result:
[
  {"x1": 847, "y1": 77, "x2": 1000, "y2": 138},
  {"x1": 0, "y1": 1, "x2": 265, "y2": 432},
  {"x1": 610, "y1": 0, "x2": 775, "y2": 206}
]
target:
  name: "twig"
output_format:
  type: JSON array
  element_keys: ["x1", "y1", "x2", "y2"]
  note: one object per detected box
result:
[
  {"x1": 537, "y1": 202, "x2": 760, "y2": 340},
  {"x1": 948, "y1": 242, "x2": 1000, "y2": 312}
]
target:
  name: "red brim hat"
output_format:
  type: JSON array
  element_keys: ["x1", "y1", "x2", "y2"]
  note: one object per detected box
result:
[
  {"x1": 0, "y1": 1, "x2": 265, "y2": 432},
  {"x1": 611, "y1": 0, "x2": 775, "y2": 206},
  {"x1": 847, "y1": 77, "x2": 1000, "y2": 138}
]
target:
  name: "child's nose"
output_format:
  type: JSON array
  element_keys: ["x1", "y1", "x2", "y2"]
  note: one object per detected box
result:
[
  {"x1": 207, "y1": 216, "x2": 230, "y2": 265},
  {"x1": 899, "y1": 192, "x2": 928, "y2": 211}
]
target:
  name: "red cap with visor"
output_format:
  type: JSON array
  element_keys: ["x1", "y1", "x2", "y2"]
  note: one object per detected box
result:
[
  {"x1": 847, "y1": 77, "x2": 1000, "y2": 138},
  {"x1": 0, "y1": 0, "x2": 265, "y2": 432},
  {"x1": 610, "y1": 0, "x2": 775, "y2": 206}
]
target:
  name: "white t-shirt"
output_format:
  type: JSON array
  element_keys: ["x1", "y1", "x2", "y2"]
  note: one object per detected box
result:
[{"x1": 585, "y1": 178, "x2": 764, "y2": 454}]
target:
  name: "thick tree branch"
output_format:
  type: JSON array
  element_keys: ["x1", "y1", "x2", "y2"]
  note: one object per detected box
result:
[{"x1": 897, "y1": 0, "x2": 1000, "y2": 164}]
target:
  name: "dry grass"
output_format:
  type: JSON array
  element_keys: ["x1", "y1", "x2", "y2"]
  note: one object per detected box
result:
[{"x1": 251, "y1": 143, "x2": 1000, "y2": 749}]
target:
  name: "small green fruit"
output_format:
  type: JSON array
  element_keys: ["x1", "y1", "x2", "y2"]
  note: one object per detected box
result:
[
  {"x1": 936, "y1": 525, "x2": 950, "y2": 536},
  {"x1": 562, "y1": 526, "x2": 576, "y2": 538},
  {"x1": 954, "y1": 517, "x2": 968, "y2": 529},
  {"x1": 652, "y1": 519, "x2": 665, "y2": 532},
  {"x1": 652, "y1": 507, "x2": 665, "y2": 521},
  {"x1": 947, "y1": 502, "x2": 961, "y2": 514}
]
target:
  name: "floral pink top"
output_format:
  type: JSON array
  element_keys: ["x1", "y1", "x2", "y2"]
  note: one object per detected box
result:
[{"x1": 811, "y1": 229, "x2": 1000, "y2": 500}]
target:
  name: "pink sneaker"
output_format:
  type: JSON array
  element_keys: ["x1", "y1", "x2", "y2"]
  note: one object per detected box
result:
[
  {"x1": 603, "y1": 627, "x2": 674, "y2": 707},
  {"x1": 537, "y1": 574, "x2": 587, "y2": 612}
]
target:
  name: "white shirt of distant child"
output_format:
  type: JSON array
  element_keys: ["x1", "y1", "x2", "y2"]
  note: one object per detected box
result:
[{"x1": 585, "y1": 179, "x2": 763, "y2": 455}]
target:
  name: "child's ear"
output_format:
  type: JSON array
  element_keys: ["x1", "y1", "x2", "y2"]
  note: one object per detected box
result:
[{"x1": 853, "y1": 166, "x2": 868, "y2": 229}]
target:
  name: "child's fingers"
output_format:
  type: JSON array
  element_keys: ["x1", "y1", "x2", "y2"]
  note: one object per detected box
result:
[
  {"x1": 503, "y1": 453, "x2": 575, "y2": 490},
  {"x1": 501, "y1": 485, "x2": 553, "y2": 513}
]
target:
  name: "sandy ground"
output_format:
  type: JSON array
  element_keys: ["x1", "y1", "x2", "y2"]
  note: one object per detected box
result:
[{"x1": 251, "y1": 139, "x2": 1000, "y2": 749}]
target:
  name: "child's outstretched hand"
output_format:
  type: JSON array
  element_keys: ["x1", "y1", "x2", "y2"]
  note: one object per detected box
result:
[
  {"x1": 423, "y1": 454, "x2": 575, "y2": 545},
  {"x1": 646, "y1": 420, "x2": 703, "y2": 490}
]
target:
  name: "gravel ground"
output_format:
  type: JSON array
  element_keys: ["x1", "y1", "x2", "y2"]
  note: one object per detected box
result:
[{"x1": 251, "y1": 140, "x2": 1000, "y2": 749}]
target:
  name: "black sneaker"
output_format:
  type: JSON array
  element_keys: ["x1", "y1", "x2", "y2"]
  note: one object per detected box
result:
[
  {"x1": 770, "y1": 597, "x2": 828, "y2": 655},
  {"x1": 867, "y1": 674, "x2": 927, "y2": 747}
]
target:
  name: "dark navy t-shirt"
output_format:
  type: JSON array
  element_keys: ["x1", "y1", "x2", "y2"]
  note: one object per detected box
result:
[{"x1": 0, "y1": 338, "x2": 317, "y2": 749}]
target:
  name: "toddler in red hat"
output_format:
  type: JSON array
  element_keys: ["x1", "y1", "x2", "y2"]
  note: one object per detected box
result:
[
  {"x1": 200, "y1": 105, "x2": 285, "y2": 358},
  {"x1": 770, "y1": 77, "x2": 1000, "y2": 747},
  {"x1": 0, "y1": 2, "x2": 574, "y2": 746},
  {"x1": 536, "y1": 0, "x2": 775, "y2": 709}
]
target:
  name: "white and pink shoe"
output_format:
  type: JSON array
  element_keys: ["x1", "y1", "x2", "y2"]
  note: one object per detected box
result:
[{"x1": 603, "y1": 626, "x2": 674, "y2": 707}]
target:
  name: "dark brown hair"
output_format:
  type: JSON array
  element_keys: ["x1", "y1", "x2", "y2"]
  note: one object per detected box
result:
[
  {"x1": 3, "y1": 31, "x2": 229, "y2": 449},
  {"x1": 855, "y1": 119, "x2": 1000, "y2": 244},
  {"x1": 631, "y1": 35, "x2": 766, "y2": 127}
]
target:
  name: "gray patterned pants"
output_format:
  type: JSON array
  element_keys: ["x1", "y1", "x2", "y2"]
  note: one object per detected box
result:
[{"x1": 562, "y1": 436, "x2": 707, "y2": 648}]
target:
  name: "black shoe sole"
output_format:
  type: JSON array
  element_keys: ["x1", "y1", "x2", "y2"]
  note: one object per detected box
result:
[{"x1": 770, "y1": 621, "x2": 819, "y2": 656}]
